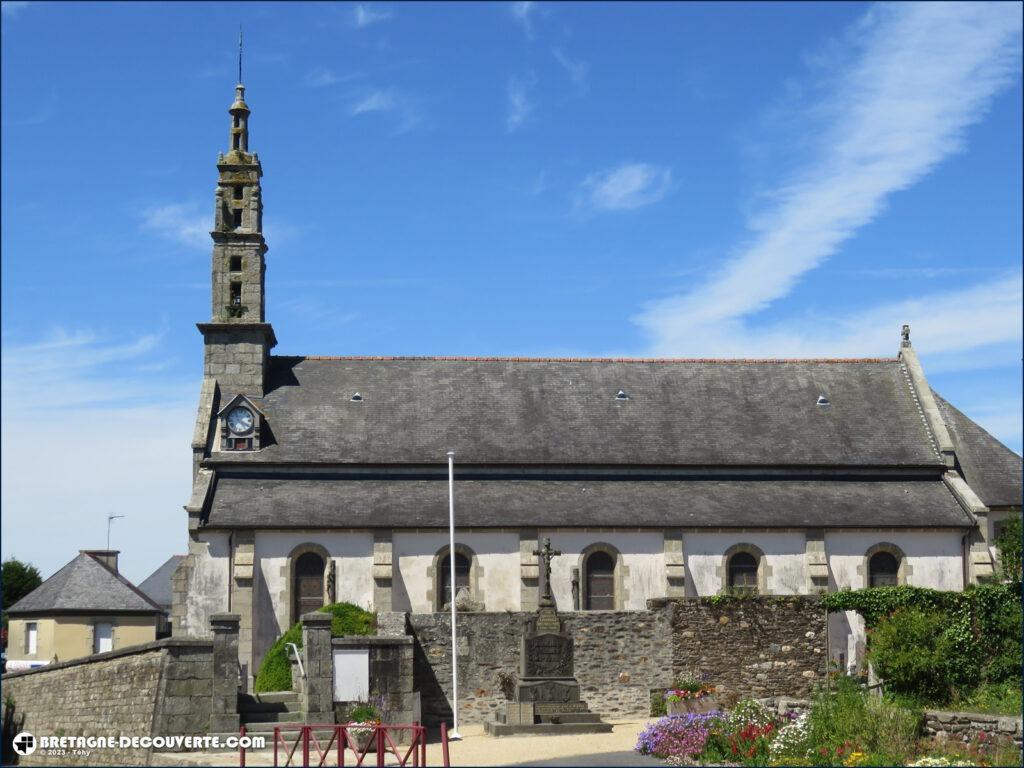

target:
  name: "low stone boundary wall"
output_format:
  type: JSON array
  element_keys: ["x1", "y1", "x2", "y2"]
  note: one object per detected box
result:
[
  {"x1": 0, "y1": 614, "x2": 241, "y2": 765},
  {"x1": 406, "y1": 596, "x2": 825, "y2": 726},
  {"x1": 924, "y1": 710, "x2": 1023, "y2": 748}
]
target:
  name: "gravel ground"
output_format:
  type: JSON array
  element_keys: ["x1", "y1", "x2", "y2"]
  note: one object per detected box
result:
[{"x1": 151, "y1": 720, "x2": 658, "y2": 767}]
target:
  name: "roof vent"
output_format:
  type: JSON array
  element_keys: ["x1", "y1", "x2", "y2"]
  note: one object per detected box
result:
[
  {"x1": 817, "y1": 394, "x2": 830, "y2": 407},
  {"x1": 615, "y1": 390, "x2": 630, "y2": 400},
  {"x1": 350, "y1": 392, "x2": 363, "y2": 402}
]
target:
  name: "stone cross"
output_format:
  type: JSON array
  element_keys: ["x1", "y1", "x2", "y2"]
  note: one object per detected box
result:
[{"x1": 532, "y1": 537, "x2": 562, "y2": 605}]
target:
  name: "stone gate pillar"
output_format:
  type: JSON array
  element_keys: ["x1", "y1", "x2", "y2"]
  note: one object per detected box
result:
[
  {"x1": 301, "y1": 612, "x2": 334, "y2": 723},
  {"x1": 210, "y1": 613, "x2": 241, "y2": 732}
]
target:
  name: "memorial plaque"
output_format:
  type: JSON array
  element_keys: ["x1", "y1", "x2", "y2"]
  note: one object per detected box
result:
[
  {"x1": 517, "y1": 680, "x2": 581, "y2": 703},
  {"x1": 535, "y1": 702, "x2": 589, "y2": 715},
  {"x1": 535, "y1": 606, "x2": 562, "y2": 634},
  {"x1": 522, "y1": 633, "x2": 573, "y2": 678}
]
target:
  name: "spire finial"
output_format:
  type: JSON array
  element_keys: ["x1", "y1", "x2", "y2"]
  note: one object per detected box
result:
[
  {"x1": 238, "y1": 27, "x2": 243, "y2": 86},
  {"x1": 901, "y1": 323, "x2": 911, "y2": 348}
]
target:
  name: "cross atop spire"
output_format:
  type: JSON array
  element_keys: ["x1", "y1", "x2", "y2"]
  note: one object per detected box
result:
[{"x1": 238, "y1": 27, "x2": 243, "y2": 86}]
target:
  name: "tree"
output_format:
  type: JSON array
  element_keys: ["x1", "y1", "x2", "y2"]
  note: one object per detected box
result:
[
  {"x1": 994, "y1": 515, "x2": 1022, "y2": 583},
  {"x1": 2, "y1": 558, "x2": 42, "y2": 613}
]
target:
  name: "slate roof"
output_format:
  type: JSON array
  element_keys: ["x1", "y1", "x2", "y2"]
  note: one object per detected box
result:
[
  {"x1": 216, "y1": 357, "x2": 942, "y2": 467},
  {"x1": 137, "y1": 555, "x2": 185, "y2": 609},
  {"x1": 7, "y1": 553, "x2": 165, "y2": 615},
  {"x1": 203, "y1": 476, "x2": 972, "y2": 529},
  {"x1": 935, "y1": 393, "x2": 1023, "y2": 508}
]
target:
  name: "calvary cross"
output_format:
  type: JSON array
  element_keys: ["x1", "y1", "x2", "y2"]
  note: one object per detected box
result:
[{"x1": 533, "y1": 536, "x2": 562, "y2": 605}]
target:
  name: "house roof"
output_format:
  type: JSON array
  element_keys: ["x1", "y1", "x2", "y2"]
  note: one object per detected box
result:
[
  {"x1": 137, "y1": 555, "x2": 185, "y2": 609},
  {"x1": 203, "y1": 475, "x2": 972, "y2": 529},
  {"x1": 7, "y1": 553, "x2": 165, "y2": 616},
  {"x1": 213, "y1": 356, "x2": 943, "y2": 467},
  {"x1": 934, "y1": 393, "x2": 1023, "y2": 508}
]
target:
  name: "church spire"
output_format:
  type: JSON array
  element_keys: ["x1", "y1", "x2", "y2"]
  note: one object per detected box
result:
[
  {"x1": 197, "y1": 61, "x2": 276, "y2": 399},
  {"x1": 229, "y1": 29, "x2": 250, "y2": 153}
]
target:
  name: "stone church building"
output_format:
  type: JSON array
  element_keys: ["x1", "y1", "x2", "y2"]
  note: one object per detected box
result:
[{"x1": 172, "y1": 83, "x2": 1023, "y2": 686}]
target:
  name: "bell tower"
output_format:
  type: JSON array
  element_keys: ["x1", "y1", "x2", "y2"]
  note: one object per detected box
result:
[{"x1": 197, "y1": 73, "x2": 276, "y2": 398}]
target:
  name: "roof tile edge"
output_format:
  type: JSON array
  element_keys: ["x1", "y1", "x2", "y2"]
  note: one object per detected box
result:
[{"x1": 273, "y1": 355, "x2": 900, "y2": 364}]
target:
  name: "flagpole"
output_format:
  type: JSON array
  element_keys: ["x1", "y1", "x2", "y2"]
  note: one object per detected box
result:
[{"x1": 447, "y1": 450, "x2": 462, "y2": 740}]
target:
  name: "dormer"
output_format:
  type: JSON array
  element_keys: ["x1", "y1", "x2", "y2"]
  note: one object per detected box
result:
[{"x1": 216, "y1": 394, "x2": 266, "y2": 452}]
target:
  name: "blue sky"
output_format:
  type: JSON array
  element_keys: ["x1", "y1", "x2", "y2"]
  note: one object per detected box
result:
[{"x1": 2, "y1": 1, "x2": 1021, "y2": 583}]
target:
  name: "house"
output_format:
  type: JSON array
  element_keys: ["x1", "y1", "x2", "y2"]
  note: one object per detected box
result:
[{"x1": 6, "y1": 550, "x2": 165, "y2": 668}]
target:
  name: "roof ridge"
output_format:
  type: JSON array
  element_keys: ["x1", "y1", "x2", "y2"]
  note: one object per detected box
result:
[
  {"x1": 273, "y1": 355, "x2": 899, "y2": 364},
  {"x1": 85, "y1": 552, "x2": 166, "y2": 613}
]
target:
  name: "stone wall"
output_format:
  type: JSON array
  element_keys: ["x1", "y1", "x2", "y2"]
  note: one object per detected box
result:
[
  {"x1": 666, "y1": 596, "x2": 827, "y2": 698},
  {"x1": 923, "y1": 710, "x2": 1023, "y2": 748},
  {"x1": 0, "y1": 616, "x2": 242, "y2": 764},
  {"x1": 1, "y1": 639, "x2": 213, "y2": 765},
  {"x1": 407, "y1": 597, "x2": 826, "y2": 726}
]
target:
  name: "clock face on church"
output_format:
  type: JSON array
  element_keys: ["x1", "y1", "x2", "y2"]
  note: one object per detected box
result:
[{"x1": 227, "y1": 407, "x2": 254, "y2": 435}]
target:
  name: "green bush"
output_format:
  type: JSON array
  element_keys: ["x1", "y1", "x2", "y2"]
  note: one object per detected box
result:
[
  {"x1": 822, "y1": 583, "x2": 1022, "y2": 703},
  {"x1": 994, "y1": 515, "x2": 1022, "y2": 583},
  {"x1": 867, "y1": 607, "x2": 960, "y2": 701},
  {"x1": 254, "y1": 603, "x2": 376, "y2": 693},
  {"x1": 806, "y1": 676, "x2": 921, "y2": 766}
]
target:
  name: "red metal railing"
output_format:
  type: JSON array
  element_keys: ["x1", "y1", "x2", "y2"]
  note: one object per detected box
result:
[{"x1": 269, "y1": 722, "x2": 445, "y2": 768}]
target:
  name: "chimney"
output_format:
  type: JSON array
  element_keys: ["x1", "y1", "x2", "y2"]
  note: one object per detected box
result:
[{"x1": 82, "y1": 549, "x2": 120, "y2": 573}]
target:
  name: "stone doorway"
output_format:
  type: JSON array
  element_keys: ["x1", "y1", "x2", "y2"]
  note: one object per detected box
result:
[{"x1": 293, "y1": 552, "x2": 325, "y2": 623}]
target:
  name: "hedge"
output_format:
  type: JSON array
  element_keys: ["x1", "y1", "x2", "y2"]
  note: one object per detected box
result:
[
  {"x1": 254, "y1": 603, "x2": 376, "y2": 693},
  {"x1": 822, "y1": 583, "x2": 1022, "y2": 698}
]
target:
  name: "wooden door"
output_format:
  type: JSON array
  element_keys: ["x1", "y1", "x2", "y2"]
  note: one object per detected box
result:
[
  {"x1": 585, "y1": 551, "x2": 615, "y2": 610},
  {"x1": 293, "y1": 552, "x2": 325, "y2": 622}
]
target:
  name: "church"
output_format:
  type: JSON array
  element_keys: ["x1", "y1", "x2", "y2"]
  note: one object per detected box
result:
[{"x1": 172, "y1": 81, "x2": 1023, "y2": 687}]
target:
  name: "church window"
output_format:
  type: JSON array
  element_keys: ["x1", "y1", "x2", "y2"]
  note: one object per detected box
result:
[
  {"x1": 584, "y1": 551, "x2": 616, "y2": 610},
  {"x1": 868, "y1": 552, "x2": 899, "y2": 587},
  {"x1": 233, "y1": 114, "x2": 240, "y2": 129},
  {"x1": 728, "y1": 552, "x2": 759, "y2": 592},
  {"x1": 439, "y1": 552, "x2": 470, "y2": 610},
  {"x1": 292, "y1": 552, "x2": 326, "y2": 624},
  {"x1": 230, "y1": 282, "x2": 242, "y2": 305},
  {"x1": 233, "y1": 209, "x2": 243, "y2": 229},
  {"x1": 230, "y1": 256, "x2": 242, "y2": 272},
  {"x1": 233, "y1": 185, "x2": 244, "y2": 200},
  {"x1": 232, "y1": 133, "x2": 241, "y2": 151}
]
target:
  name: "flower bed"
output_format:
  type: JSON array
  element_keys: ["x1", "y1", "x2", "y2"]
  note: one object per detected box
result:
[{"x1": 635, "y1": 679, "x2": 1021, "y2": 766}]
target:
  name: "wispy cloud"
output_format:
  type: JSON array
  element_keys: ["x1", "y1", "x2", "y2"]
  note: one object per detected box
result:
[
  {"x1": 276, "y1": 298, "x2": 360, "y2": 328},
  {"x1": 1, "y1": 1, "x2": 29, "y2": 18},
  {"x1": 506, "y1": 74, "x2": 535, "y2": 132},
  {"x1": 140, "y1": 203, "x2": 209, "y2": 250},
  {"x1": 635, "y1": 3, "x2": 1022, "y2": 354},
  {"x1": 0, "y1": 329, "x2": 192, "y2": 413},
  {"x1": 351, "y1": 89, "x2": 397, "y2": 115},
  {"x1": 552, "y1": 47, "x2": 589, "y2": 93},
  {"x1": 349, "y1": 88, "x2": 420, "y2": 134},
  {"x1": 1, "y1": 92, "x2": 57, "y2": 127},
  {"x1": 305, "y1": 67, "x2": 360, "y2": 88},
  {"x1": 353, "y1": 3, "x2": 392, "y2": 29},
  {"x1": 510, "y1": 1, "x2": 535, "y2": 39},
  {"x1": 1, "y1": 329, "x2": 194, "y2": 582},
  {"x1": 577, "y1": 162, "x2": 673, "y2": 212}
]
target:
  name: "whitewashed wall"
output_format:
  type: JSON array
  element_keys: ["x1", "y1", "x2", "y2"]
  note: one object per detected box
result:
[
  {"x1": 252, "y1": 530, "x2": 374, "y2": 667},
  {"x1": 185, "y1": 532, "x2": 230, "y2": 637},
  {"x1": 825, "y1": 529, "x2": 965, "y2": 673},
  {"x1": 546, "y1": 530, "x2": 666, "y2": 611},
  {"x1": 392, "y1": 530, "x2": 520, "y2": 613},
  {"x1": 825, "y1": 529, "x2": 964, "y2": 591},
  {"x1": 684, "y1": 531, "x2": 807, "y2": 596}
]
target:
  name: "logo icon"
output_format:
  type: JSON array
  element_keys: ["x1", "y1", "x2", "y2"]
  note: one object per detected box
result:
[{"x1": 12, "y1": 732, "x2": 36, "y2": 756}]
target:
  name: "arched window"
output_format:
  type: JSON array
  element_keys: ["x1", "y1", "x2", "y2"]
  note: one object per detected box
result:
[
  {"x1": 293, "y1": 551, "x2": 325, "y2": 623},
  {"x1": 728, "y1": 552, "x2": 759, "y2": 591},
  {"x1": 439, "y1": 552, "x2": 471, "y2": 609},
  {"x1": 868, "y1": 551, "x2": 900, "y2": 587},
  {"x1": 584, "y1": 551, "x2": 616, "y2": 610}
]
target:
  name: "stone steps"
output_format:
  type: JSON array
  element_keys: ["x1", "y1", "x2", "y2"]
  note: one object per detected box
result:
[
  {"x1": 538, "y1": 713, "x2": 606, "y2": 724},
  {"x1": 241, "y1": 710, "x2": 304, "y2": 724}
]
